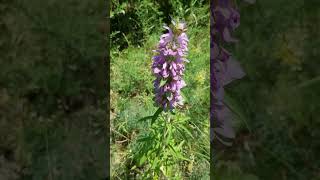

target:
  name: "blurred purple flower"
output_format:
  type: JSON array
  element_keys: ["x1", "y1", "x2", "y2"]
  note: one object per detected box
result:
[
  {"x1": 211, "y1": 0, "x2": 253, "y2": 146},
  {"x1": 152, "y1": 21, "x2": 189, "y2": 111},
  {"x1": 212, "y1": 4, "x2": 240, "y2": 43}
]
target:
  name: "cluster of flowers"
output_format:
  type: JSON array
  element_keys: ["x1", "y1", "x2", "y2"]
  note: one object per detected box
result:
[
  {"x1": 152, "y1": 21, "x2": 189, "y2": 111},
  {"x1": 211, "y1": 0, "x2": 254, "y2": 145}
]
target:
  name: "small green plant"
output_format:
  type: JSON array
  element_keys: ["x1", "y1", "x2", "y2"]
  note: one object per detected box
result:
[{"x1": 132, "y1": 112, "x2": 194, "y2": 179}]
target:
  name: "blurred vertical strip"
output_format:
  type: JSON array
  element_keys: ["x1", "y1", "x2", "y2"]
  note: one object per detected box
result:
[
  {"x1": 210, "y1": 1, "x2": 216, "y2": 178},
  {"x1": 106, "y1": 0, "x2": 110, "y2": 179},
  {"x1": 210, "y1": 0, "x2": 247, "y2": 178}
]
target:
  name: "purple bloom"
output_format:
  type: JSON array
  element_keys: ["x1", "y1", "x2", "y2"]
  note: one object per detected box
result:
[{"x1": 152, "y1": 21, "x2": 189, "y2": 111}]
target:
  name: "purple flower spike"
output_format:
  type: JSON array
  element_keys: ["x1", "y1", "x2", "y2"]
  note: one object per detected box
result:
[{"x1": 152, "y1": 21, "x2": 189, "y2": 111}]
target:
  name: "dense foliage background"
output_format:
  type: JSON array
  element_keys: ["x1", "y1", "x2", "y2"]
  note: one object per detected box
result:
[
  {"x1": 0, "y1": 0, "x2": 107, "y2": 179},
  {"x1": 214, "y1": 0, "x2": 320, "y2": 179}
]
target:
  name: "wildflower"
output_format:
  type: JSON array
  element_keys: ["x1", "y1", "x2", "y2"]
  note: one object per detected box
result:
[{"x1": 152, "y1": 21, "x2": 189, "y2": 111}]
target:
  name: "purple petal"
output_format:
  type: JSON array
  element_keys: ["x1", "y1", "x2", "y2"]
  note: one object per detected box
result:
[{"x1": 222, "y1": 27, "x2": 238, "y2": 43}]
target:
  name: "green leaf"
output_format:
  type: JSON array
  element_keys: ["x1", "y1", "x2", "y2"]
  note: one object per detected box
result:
[
  {"x1": 151, "y1": 108, "x2": 163, "y2": 124},
  {"x1": 159, "y1": 79, "x2": 167, "y2": 87},
  {"x1": 139, "y1": 155, "x2": 147, "y2": 166},
  {"x1": 138, "y1": 107, "x2": 163, "y2": 124},
  {"x1": 137, "y1": 115, "x2": 153, "y2": 122},
  {"x1": 151, "y1": 157, "x2": 159, "y2": 169},
  {"x1": 137, "y1": 136, "x2": 153, "y2": 143},
  {"x1": 130, "y1": 165, "x2": 137, "y2": 170},
  {"x1": 177, "y1": 140, "x2": 185, "y2": 149},
  {"x1": 168, "y1": 143, "x2": 177, "y2": 154}
]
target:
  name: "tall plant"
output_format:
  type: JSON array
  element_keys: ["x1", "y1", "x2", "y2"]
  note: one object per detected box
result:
[{"x1": 132, "y1": 19, "x2": 192, "y2": 178}]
